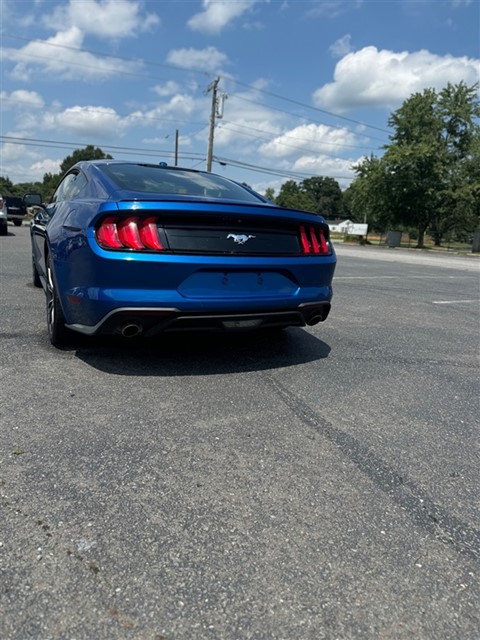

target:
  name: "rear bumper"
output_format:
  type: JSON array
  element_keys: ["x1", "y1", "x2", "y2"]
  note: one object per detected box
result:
[
  {"x1": 66, "y1": 301, "x2": 331, "y2": 336},
  {"x1": 54, "y1": 241, "x2": 336, "y2": 334}
]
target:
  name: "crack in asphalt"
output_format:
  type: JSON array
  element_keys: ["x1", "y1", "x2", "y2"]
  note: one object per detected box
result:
[{"x1": 266, "y1": 375, "x2": 480, "y2": 563}]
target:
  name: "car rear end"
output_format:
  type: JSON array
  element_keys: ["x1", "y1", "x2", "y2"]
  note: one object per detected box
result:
[
  {"x1": 55, "y1": 199, "x2": 336, "y2": 336},
  {"x1": 5, "y1": 196, "x2": 27, "y2": 226}
]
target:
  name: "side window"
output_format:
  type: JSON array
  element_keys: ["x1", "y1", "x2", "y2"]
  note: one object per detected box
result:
[{"x1": 51, "y1": 171, "x2": 87, "y2": 203}]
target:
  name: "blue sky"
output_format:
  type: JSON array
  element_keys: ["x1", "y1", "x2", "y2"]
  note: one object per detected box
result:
[{"x1": 1, "y1": 0, "x2": 479, "y2": 194}]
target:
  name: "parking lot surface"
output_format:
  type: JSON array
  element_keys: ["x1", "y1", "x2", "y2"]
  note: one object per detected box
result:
[{"x1": 1, "y1": 226, "x2": 479, "y2": 639}]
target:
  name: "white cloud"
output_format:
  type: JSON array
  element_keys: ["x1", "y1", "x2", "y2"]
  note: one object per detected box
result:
[
  {"x1": 0, "y1": 90, "x2": 44, "y2": 110},
  {"x1": 187, "y1": 0, "x2": 260, "y2": 34},
  {"x1": 3, "y1": 27, "x2": 143, "y2": 80},
  {"x1": 212, "y1": 91, "x2": 285, "y2": 150},
  {"x1": 31, "y1": 158, "x2": 63, "y2": 176},
  {"x1": 43, "y1": 106, "x2": 127, "y2": 138},
  {"x1": 313, "y1": 46, "x2": 480, "y2": 112},
  {"x1": 0, "y1": 141, "x2": 53, "y2": 178},
  {"x1": 259, "y1": 123, "x2": 358, "y2": 158},
  {"x1": 166, "y1": 47, "x2": 229, "y2": 72},
  {"x1": 292, "y1": 155, "x2": 358, "y2": 188},
  {"x1": 152, "y1": 81, "x2": 181, "y2": 97},
  {"x1": 44, "y1": 0, "x2": 160, "y2": 38},
  {"x1": 0, "y1": 132, "x2": 65, "y2": 180},
  {"x1": 142, "y1": 134, "x2": 192, "y2": 148},
  {"x1": 0, "y1": 142, "x2": 32, "y2": 163},
  {"x1": 329, "y1": 34, "x2": 352, "y2": 58},
  {"x1": 307, "y1": 0, "x2": 364, "y2": 18},
  {"x1": 127, "y1": 94, "x2": 199, "y2": 129}
]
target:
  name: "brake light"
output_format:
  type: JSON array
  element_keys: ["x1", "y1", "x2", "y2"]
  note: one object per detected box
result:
[
  {"x1": 96, "y1": 216, "x2": 164, "y2": 251},
  {"x1": 138, "y1": 217, "x2": 164, "y2": 250},
  {"x1": 299, "y1": 225, "x2": 330, "y2": 255},
  {"x1": 96, "y1": 216, "x2": 122, "y2": 248},
  {"x1": 117, "y1": 216, "x2": 144, "y2": 250}
]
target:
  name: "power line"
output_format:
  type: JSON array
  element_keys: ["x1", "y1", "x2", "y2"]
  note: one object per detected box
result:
[
  {"x1": 213, "y1": 155, "x2": 354, "y2": 181},
  {"x1": 0, "y1": 135, "x2": 354, "y2": 182},
  {"x1": 1, "y1": 32, "x2": 390, "y2": 137},
  {"x1": 1, "y1": 96, "x2": 209, "y2": 134},
  {"x1": 0, "y1": 135, "x2": 206, "y2": 163},
  {"x1": 231, "y1": 95, "x2": 389, "y2": 144},
  {"x1": 218, "y1": 121, "x2": 381, "y2": 153}
]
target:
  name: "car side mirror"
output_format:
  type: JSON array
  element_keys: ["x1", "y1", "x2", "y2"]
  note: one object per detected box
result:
[{"x1": 24, "y1": 193, "x2": 43, "y2": 207}]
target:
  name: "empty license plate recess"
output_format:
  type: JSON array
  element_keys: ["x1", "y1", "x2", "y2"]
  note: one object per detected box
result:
[{"x1": 178, "y1": 271, "x2": 298, "y2": 298}]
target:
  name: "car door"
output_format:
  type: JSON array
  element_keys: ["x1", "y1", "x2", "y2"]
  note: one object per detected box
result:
[{"x1": 31, "y1": 172, "x2": 79, "y2": 277}]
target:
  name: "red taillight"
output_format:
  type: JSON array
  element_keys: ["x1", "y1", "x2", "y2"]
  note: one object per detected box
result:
[
  {"x1": 138, "y1": 217, "x2": 164, "y2": 250},
  {"x1": 96, "y1": 216, "x2": 164, "y2": 251},
  {"x1": 299, "y1": 226, "x2": 311, "y2": 253},
  {"x1": 96, "y1": 216, "x2": 122, "y2": 248},
  {"x1": 117, "y1": 217, "x2": 144, "y2": 250},
  {"x1": 299, "y1": 225, "x2": 330, "y2": 255}
]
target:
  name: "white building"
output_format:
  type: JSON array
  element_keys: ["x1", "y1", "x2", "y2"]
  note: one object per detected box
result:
[{"x1": 326, "y1": 220, "x2": 368, "y2": 235}]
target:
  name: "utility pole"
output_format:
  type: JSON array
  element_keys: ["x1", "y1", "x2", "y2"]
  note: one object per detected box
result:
[
  {"x1": 174, "y1": 129, "x2": 179, "y2": 166},
  {"x1": 205, "y1": 75, "x2": 232, "y2": 172},
  {"x1": 206, "y1": 77, "x2": 220, "y2": 172}
]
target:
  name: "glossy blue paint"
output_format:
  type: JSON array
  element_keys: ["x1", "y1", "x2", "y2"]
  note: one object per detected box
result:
[{"x1": 31, "y1": 160, "x2": 336, "y2": 340}]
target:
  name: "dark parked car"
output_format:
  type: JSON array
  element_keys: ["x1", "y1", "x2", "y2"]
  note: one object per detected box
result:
[
  {"x1": 30, "y1": 160, "x2": 336, "y2": 346},
  {"x1": 5, "y1": 196, "x2": 27, "y2": 226},
  {"x1": 0, "y1": 195, "x2": 8, "y2": 235}
]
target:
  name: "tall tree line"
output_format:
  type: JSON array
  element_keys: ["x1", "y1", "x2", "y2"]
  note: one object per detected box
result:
[
  {"x1": 1, "y1": 83, "x2": 478, "y2": 248},
  {"x1": 267, "y1": 82, "x2": 479, "y2": 247},
  {"x1": 345, "y1": 81, "x2": 480, "y2": 247}
]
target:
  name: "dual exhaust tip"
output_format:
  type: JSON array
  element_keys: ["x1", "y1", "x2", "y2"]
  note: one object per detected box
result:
[{"x1": 119, "y1": 307, "x2": 326, "y2": 336}]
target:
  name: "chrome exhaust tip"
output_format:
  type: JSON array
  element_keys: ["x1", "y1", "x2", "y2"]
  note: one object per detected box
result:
[{"x1": 120, "y1": 322, "x2": 143, "y2": 338}]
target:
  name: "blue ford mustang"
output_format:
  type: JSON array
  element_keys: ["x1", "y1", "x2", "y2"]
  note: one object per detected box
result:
[{"x1": 30, "y1": 161, "x2": 336, "y2": 346}]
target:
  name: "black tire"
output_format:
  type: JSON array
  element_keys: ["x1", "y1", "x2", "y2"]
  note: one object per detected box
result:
[
  {"x1": 0, "y1": 225, "x2": 7, "y2": 236},
  {"x1": 46, "y1": 255, "x2": 71, "y2": 347},
  {"x1": 13, "y1": 220, "x2": 22, "y2": 227},
  {"x1": 32, "y1": 256, "x2": 42, "y2": 288}
]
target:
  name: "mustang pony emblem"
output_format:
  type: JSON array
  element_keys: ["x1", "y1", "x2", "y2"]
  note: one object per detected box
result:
[{"x1": 227, "y1": 233, "x2": 256, "y2": 245}]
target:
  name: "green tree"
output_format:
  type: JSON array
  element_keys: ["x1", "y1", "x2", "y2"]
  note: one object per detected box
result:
[
  {"x1": 384, "y1": 82, "x2": 479, "y2": 247},
  {"x1": 59, "y1": 145, "x2": 113, "y2": 174},
  {"x1": 264, "y1": 187, "x2": 275, "y2": 201},
  {"x1": 275, "y1": 180, "x2": 315, "y2": 211},
  {"x1": 383, "y1": 88, "x2": 445, "y2": 247},
  {"x1": 40, "y1": 145, "x2": 114, "y2": 201},
  {"x1": 300, "y1": 176, "x2": 344, "y2": 218},
  {"x1": 349, "y1": 82, "x2": 480, "y2": 248},
  {"x1": 428, "y1": 83, "x2": 480, "y2": 244},
  {"x1": 347, "y1": 155, "x2": 393, "y2": 231},
  {"x1": 0, "y1": 176, "x2": 15, "y2": 194}
]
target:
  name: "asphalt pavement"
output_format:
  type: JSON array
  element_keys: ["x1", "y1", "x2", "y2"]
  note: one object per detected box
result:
[{"x1": 1, "y1": 225, "x2": 479, "y2": 639}]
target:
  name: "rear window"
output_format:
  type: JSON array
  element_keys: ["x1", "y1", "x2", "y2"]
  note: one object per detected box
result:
[
  {"x1": 99, "y1": 163, "x2": 263, "y2": 203},
  {"x1": 6, "y1": 197, "x2": 23, "y2": 206}
]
